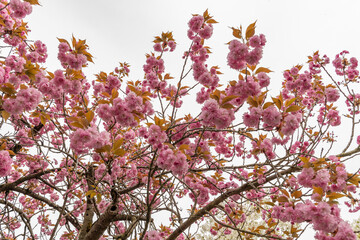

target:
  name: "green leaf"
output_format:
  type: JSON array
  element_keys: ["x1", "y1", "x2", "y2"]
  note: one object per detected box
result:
[
  {"x1": 179, "y1": 144, "x2": 190, "y2": 150},
  {"x1": 96, "y1": 193, "x2": 102, "y2": 204},
  {"x1": 57, "y1": 38, "x2": 69, "y2": 44},
  {"x1": 222, "y1": 103, "x2": 235, "y2": 109}
]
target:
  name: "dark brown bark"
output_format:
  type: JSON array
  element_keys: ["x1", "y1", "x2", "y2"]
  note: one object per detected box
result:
[
  {"x1": 78, "y1": 165, "x2": 95, "y2": 240},
  {"x1": 0, "y1": 168, "x2": 58, "y2": 192},
  {"x1": 166, "y1": 166, "x2": 300, "y2": 240},
  {"x1": 83, "y1": 203, "x2": 149, "y2": 240},
  {"x1": 83, "y1": 204, "x2": 119, "y2": 240}
]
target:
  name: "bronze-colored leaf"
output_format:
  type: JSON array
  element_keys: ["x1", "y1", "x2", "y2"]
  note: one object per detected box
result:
[
  {"x1": 247, "y1": 96, "x2": 258, "y2": 107},
  {"x1": 231, "y1": 27, "x2": 242, "y2": 39},
  {"x1": 245, "y1": 21, "x2": 257, "y2": 40},
  {"x1": 263, "y1": 102, "x2": 273, "y2": 109},
  {"x1": 1, "y1": 111, "x2": 10, "y2": 121},
  {"x1": 291, "y1": 190, "x2": 302, "y2": 198},
  {"x1": 255, "y1": 67, "x2": 272, "y2": 74},
  {"x1": 286, "y1": 105, "x2": 301, "y2": 113},
  {"x1": 23, "y1": 0, "x2": 40, "y2": 5}
]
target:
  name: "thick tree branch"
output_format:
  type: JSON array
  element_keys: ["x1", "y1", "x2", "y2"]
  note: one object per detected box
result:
[
  {"x1": 0, "y1": 168, "x2": 59, "y2": 192},
  {"x1": 337, "y1": 145, "x2": 360, "y2": 158},
  {"x1": 117, "y1": 181, "x2": 145, "y2": 195},
  {"x1": 166, "y1": 166, "x2": 300, "y2": 240},
  {"x1": 78, "y1": 165, "x2": 95, "y2": 240},
  {"x1": 83, "y1": 204, "x2": 148, "y2": 240}
]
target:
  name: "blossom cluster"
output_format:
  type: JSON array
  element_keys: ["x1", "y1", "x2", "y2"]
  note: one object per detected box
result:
[
  {"x1": 281, "y1": 112, "x2": 302, "y2": 135},
  {"x1": 243, "y1": 105, "x2": 300, "y2": 135},
  {"x1": 0, "y1": 150, "x2": 12, "y2": 177},
  {"x1": 188, "y1": 15, "x2": 213, "y2": 40},
  {"x1": 297, "y1": 165, "x2": 348, "y2": 193},
  {"x1": 187, "y1": 15, "x2": 219, "y2": 90},
  {"x1": 200, "y1": 99, "x2": 235, "y2": 129},
  {"x1": 227, "y1": 34, "x2": 266, "y2": 70},
  {"x1": 297, "y1": 168, "x2": 330, "y2": 190},
  {"x1": 94, "y1": 74, "x2": 121, "y2": 95},
  {"x1": 153, "y1": 40, "x2": 176, "y2": 52},
  {"x1": 97, "y1": 91, "x2": 154, "y2": 127},
  {"x1": 38, "y1": 69, "x2": 82, "y2": 99},
  {"x1": 333, "y1": 50, "x2": 359, "y2": 79},
  {"x1": 185, "y1": 176, "x2": 210, "y2": 205},
  {"x1": 57, "y1": 42, "x2": 87, "y2": 70},
  {"x1": 196, "y1": 200, "x2": 298, "y2": 239},
  {"x1": 146, "y1": 125, "x2": 167, "y2": 149},
  {"x1": 351, "y1": 217, "x2": 360, "y2": 239},
  {"x1": 23, "y1": 40, "x2": 48, "y2": 64},
  {"x1": 317, "y1": 107, "x2": 341, "y2": 126},
  {"x1": 9, "y1": 0, "x2": 32, "y2": 19},
  {"x1": 0, "y1": 0, "x2": 31, "y2": 46},
  {"x1": 225, "y1": 75, "x2": 261, "y2": 106},
  {"x1": 283, "y1": 68, "x2": 312, "y2": 94},
  {"x1": 5, "y1": 55, "x2": 25, "y2": 73},
  {"x1": 0, "y1": 5, "x2": 359, "y2": 240},
  {"x1": 157, "y1": 147, "x2": 188, "y2": 176},
  {"x1": 325, "y1": 87, "x2": 340, "y2": 102},
  {"x1": 143, "y1": 56, "x2": 165, "y2": 90},
  {"x1": 272, "y1": 201, "x2": 355, "y2": 239},
  {"x1": 3, "y1": 87, "x2": 42, "y2": 114},
  {"x1": 70, "y1": 126, "x2": 110, "y2": 154}
]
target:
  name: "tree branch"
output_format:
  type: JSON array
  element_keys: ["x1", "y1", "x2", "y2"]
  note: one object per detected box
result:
[
  {"x1": 166, "y1": 166, "x2": 300, "y2": 240},
  {"x1": 78, "y1": 165, "x2": 95, "y2": 240},
  {"x1": 0, "y1": 199, "x2": 36, "y2": 239},
  {"x1": 12, "y1": 186, "x2": 81, "y2": 230},
  {"x1": 83, "y1": 204, "x2": 148, "y2": 240},
  {"x1": 0, "y1": 168, "x2": 59, "y2": 192}
]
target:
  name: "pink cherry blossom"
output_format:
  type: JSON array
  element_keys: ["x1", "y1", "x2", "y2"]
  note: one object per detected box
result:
[
  {"x1": 243, "y1": 107, "x2": 262, "y2": 128},
  {"x1": 188, "y1": 15, "x2": 204, "y2": 33},
  {"x1": 281, "y1": 113, "x2": 301, "y2": 136},
  {"x1": 0, "y1": 150, "x2": 12, "y2": 177},
  {"x1": 200, "y1": 99, "x2": 235, "y2": 129},
  {"x1": 257, "y1": 72, "x2": 270, "y2": 88},
  {"x1": 325, "y1": 87, "x2": 340, "y2": 102},
  {"x1": 9, "y1": 0, "x2": 32, "y2": 18},
  {"x1": 262, "y1": 105, "x2": 281, "y2": 128}
]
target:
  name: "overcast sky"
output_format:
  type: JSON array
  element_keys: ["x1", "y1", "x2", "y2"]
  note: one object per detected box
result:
[
  {"x1": 26, "y1": 0, "x2": 360, "y2": 238},
  {"x1": 27, "y1": 0, "x2": 360, "y2": 83}
]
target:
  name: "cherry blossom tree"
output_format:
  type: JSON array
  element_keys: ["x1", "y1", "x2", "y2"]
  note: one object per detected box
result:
[{"x1": 0, "y1": 1, "x2": 359, "y2": 239}]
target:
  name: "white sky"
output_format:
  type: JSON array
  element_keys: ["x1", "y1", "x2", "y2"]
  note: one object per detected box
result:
[
  {"x1": 25, "y1": 0, "x2": 360, "y2": 239},
  {"x1": 27, "y1": 0, "x2": 360, "y2": 83}
]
